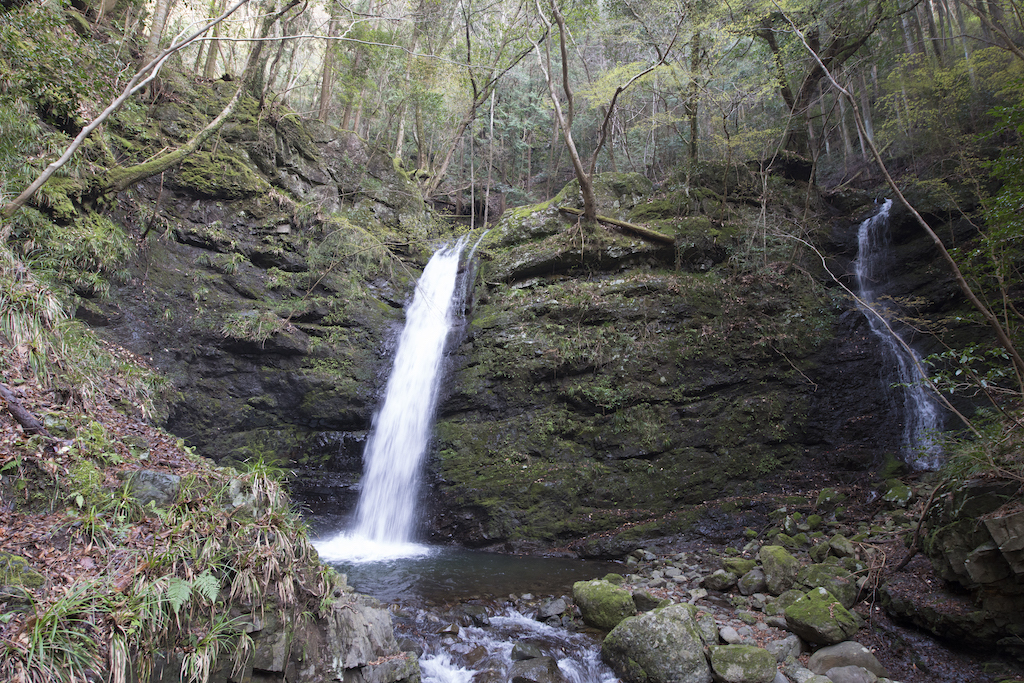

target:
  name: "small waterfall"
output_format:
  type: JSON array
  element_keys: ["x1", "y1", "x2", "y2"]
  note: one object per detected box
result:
[
  {"x1": 853, "y1": 199, "x2": 944, "y2": 469},
  {"x1": 418, "y1": 609, "x2": 617, "y2": 683},
  {"x1": 316, "y1": 238, "x2": 468, "y2": 560}
]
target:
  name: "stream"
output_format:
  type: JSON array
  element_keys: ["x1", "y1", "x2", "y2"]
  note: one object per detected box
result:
[{"x1": 315, "y1": 543, "x2": 622, "y2": 683}]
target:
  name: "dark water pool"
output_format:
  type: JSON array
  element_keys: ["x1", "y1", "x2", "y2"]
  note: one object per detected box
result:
[{"x1": 318, "y1": 543, "x2": 620, "y2": 605}]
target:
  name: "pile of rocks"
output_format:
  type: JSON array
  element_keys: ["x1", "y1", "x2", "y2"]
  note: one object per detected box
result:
[{"x1": 566, "y1": 537, "x2": 893, "y2": 683}]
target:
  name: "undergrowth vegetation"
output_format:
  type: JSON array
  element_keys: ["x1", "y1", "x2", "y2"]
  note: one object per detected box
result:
[{"x1": 0, "y1": 394, "x2": 335, "y2": 683}]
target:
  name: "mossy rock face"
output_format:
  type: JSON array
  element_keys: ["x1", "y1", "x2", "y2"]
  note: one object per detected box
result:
[
  {"x1": 89, "y1": 79, "x2": 426, "y2": 483},
  {"x1": 0, "y1": 552, "x2": 45, "y2": 588},
  {"x1": 175, "y1": 150, "x2": 272, "y2": 199},
  {"x1": 573, "y1": 579, "x2": 636, "y2": 631},
  {"x1": 435, "y1": 194, "x2": 839, "y2": 548}
]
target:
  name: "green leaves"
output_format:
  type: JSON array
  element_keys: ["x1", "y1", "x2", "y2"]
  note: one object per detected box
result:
[{"x1": 165, "y1": 571, "x2": 220, "y2": 616}]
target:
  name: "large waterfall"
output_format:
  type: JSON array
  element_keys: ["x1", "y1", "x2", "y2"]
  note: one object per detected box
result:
[
  {"x1": 854, "y1": 199, "x2": 943, "y2": 469},
  {"x1": 316, "y1": 239, "x2": 467, "y2": 560}
]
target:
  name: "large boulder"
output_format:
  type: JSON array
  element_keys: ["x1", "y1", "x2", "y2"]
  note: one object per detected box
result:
[
  {"x1": 707, "y1": 644, "x2": 777, "y2": 683},
  {"x1": 128, "y1": 469, "x2": 181, "y2": 507},
  {"x1": 784, "y1": 588, "x2": 860, "y2": 645},
  {"x1": 601, "y1": 604, "x2": 712, "y2": 683},
  {"x1": 759, "y1": 546, "x2": 800, "y2": 595},
  {"x1": 796, "y1": 563, "x2": 858, "y2": 609},
  {"x1": 573, "y1": 579, "x2": 636, "y2": 631}
]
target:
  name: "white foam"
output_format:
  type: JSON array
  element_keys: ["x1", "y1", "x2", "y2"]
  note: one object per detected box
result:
[{"x1": 313, "y1": 532, "x2": 435, "y2": 563}]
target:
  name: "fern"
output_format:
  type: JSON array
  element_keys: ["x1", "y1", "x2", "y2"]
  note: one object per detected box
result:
[
  {"x1": 193, "y1": 571, "x2": 220, "y2": 604},
  {"x1": 166, "y1": 577, "x2": 192, "y2": 616}
]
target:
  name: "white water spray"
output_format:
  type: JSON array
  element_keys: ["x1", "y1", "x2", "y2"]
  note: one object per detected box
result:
[
  {"x1": 853, "y1": 199, "x2": 943, "y2": 469},
  {"x1": 316, "y1": 239, "x2": 467, "y2": 561}
]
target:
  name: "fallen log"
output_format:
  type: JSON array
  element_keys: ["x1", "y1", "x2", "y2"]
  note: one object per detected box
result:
[
  {"x1": 0, "y1": 383, "x2": 51, "y2": 438},
  {"x1": 557, "y1": 206, "x2": 675, "y2": 246}
]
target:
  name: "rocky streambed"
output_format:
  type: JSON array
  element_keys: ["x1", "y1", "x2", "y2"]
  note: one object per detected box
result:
[{"x1": 390, "y1": 477, "x2": 1024, "y2": 683}]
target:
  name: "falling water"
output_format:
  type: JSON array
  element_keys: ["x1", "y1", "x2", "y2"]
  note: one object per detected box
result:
[
  {"x1": 316, "y1": 238, "x2": 468, "y2": 560},
  {"x1": 854, "y1": 199, "x2": 943, "y2": 469}
]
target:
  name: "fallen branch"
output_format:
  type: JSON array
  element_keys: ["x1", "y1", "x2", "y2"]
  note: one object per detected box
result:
[
  {"x1": 557, "y1": 206, "x2": 675, "y2": 245},
  {"x1": 0, "y1": 383, "x2": 51, "y2": 438}
]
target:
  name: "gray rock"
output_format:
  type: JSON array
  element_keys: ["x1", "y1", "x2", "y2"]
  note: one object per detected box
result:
[
  {"x1": 825, "y1": 665, "x2": 878, "y2": 683},
  {"x1": 695, "y1": 610, "x2": 719, "y2": 645},
  {"x1": 601, "y1": 603, "x2": 712, "y2": 683},
  {"x1": 720, "y1": 625, "x2": 744, "y2": 644},
  {"x1": 705, "y1": 569, "x2": 739, "y2": 591},
  {"x1": 739, "y1": 568, "x2": 768, "y2": 596},
  {"x1": 773, "y1": 673, "x2": 792, "y2": 683},
  {"x1": 511, "y1": 642, "x2": 545, "y2": 661},
  {"x1": 463, "y1": 604, "x2": 491, "y2": 626},
  {"x1": 766, "y1": 635, "x2": 802, "y2": 662},
  {"x1": 781, "y1": 662, "x2": 819, "y2": 683},
  {"x1": 759, "y1": 546, "x2": 800, "y2": 595},
  {"x1": 538, "y1": 598, "x2": 567, "y2": 620},
  {"x1": 808, "y1": 641, "x2": 888, "y2": 677},
  {"x1": 128, "y1": 469, "x2": 181, "y2": 507},
  {"x1": 632, "y1": 590, "x2": 666, "y2": 612},
  {"x1": 829, "y1": 534, "x2": 856, "y2": 559},
  {"x1": 708, "y1": 644, "x2": 777, "y2": 683},
  {"x1": 508, "y1": 656, "x2": 566, "y2": 683}
]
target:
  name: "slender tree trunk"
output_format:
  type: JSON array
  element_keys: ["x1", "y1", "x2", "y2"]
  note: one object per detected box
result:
[
  {"x1": 203, "y1": 0, "x2": 225, "y2": 78},
  {"x1": 484, "y1": 89, "x2": 495, "y2": 225},
  {"x1": 922, "y1": 0, "x2": 944, "y2": 61},
  {"x1": 687, "y1": 32, "x2": 701, "y2": 163},
  {"x1": 905, "y1": 14, "x2": 921, "y2": 53},
  {"x1": 145, "y1": 0, "x2": 174, "y2": 65},
  {"x1": 318, "y1": 6, "x2": 340, "y2": 122}
]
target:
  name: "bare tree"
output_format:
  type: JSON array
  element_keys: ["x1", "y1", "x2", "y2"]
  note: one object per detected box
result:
[{"x1": 531, "y1": 0, "x2": 680, "y2": 224}]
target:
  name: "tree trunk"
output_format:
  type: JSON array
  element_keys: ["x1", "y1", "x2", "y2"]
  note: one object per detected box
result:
[
  {"x1": 242, "y1": 0, "x2": 301, "y2": 101},
  {"x1": 203, "y1": 0, "x2": 225, "y2": 78},
  {"x1": 144, "y1": 0, "x2": 174, "y2": 65},
  {"x1": 687, "y1": 31, "x2": 701, "y2": 162},
  {"x1": 318, "y1": 6, "x2": 340, "y2": 122}
]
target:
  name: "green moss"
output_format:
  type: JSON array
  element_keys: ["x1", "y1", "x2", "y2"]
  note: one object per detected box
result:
[
  {"x1": 573, "y1": 579, "x2": 636, "y2": 630},
  {"x1": 67, "y1": 458, "x2": 105, "y2": 509},
  {"x1": 176, "y1": 150, "x2": 271, "y2": 199},
  {"x1": 0, "y1": 552, "x2": 45, "y2": 588}
]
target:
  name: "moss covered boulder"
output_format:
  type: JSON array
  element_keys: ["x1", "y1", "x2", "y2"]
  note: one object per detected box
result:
[
  {"x1": 759, "y1": 545, "x2": 800, "y2": 595},
  {"x1": 0, "y1": 552, "x2": 45, "y2": 588},
  {"x1": 601, "y1": 603, "x2": 712, "y2": 683},
  {"x1": 573, "y1": 579, "x2": 636, "y2": 631},
  {"x1": 707, "y1": 644, "x2": 777, "y2": 683},
  {"x1": 796, "y1": 563, "x2": 858, "y2": 609},
  {"x1": 784, "y1": 588, "x2": 860, "y2": 645}
]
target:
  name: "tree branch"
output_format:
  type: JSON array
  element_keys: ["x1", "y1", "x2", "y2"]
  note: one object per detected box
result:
[{"x1": 0, "y1": 0, "x2": 251, "y2": 229}]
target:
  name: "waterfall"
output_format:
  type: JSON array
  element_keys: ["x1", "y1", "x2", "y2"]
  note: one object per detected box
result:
[
  {"x1": 316, "y1": 238, "x2": 468, "y2": 561},
  {"x1": 853, "y1": 199, "x2": 943, "y2": 469}
]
